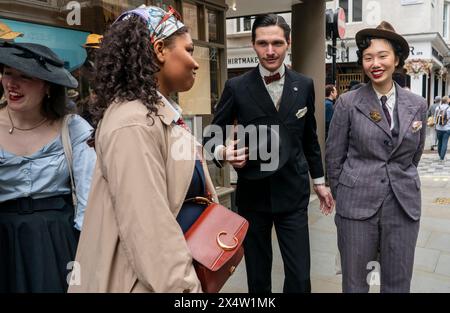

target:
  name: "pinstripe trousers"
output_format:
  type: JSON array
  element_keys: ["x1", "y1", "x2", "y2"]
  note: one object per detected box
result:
[{"x1": 335, "y1": 187, "x2": 420, "y2": 293}]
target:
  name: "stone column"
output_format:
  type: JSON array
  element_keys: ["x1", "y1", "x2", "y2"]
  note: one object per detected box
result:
[
  {"x1": 291, "y1": 0, "x2": 326, "y2": 177},
  {"x1": 409, "y1": 75, "x2": 424, "y2": 98}
]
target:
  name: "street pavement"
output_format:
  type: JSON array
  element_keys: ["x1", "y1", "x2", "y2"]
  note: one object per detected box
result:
[{"x1": 222, "y1": 151, "x2": 450, "y2": 293}]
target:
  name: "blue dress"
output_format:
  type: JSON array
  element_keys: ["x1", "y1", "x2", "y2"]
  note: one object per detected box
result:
[
  {"x1": 176, "y1": 160, "x2": 207, "y2": 233},
  {"x1": 0, "y1": 115, "x2": 96, "y2": 292}
]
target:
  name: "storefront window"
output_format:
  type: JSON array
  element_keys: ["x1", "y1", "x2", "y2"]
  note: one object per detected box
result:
[
  {"x1": 178, "y1": 46, "x2": 211, "y2": 114},
  {"x1": 0, "y1": 18, "x2": 88, "y2": 72},
  {"x1": 208, "y1": 9, "x2": 218, "y2": 43},
  {"x1": 338, "y1": 0, "x2": 362, "y2": 23},
  {"x1": 444, "y1": 2, "x2": 449, "y2": 39},
  {"x1": 243, "y1": 16, "x2": 252, "y2": 31},
  {"x1": 149, "y1": 0, "x2": 176, "y2": 11},
  {"x1": 209, "y1": 47, "x2": 220, "y2": 111},
  {"x1": 182, "y1": 2, "x2": 199, "y2": 40}
]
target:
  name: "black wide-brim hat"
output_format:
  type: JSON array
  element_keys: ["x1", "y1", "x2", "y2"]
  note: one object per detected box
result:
[
  {"x1": 234, "y1": 116, "x2": 292, "y2": 180},
  {"x1": 355, "y1": 21, "x2": 410, "y2": 59},
  {"x1": 0, "y1": 41, "x2": 78, "y2": 88}
]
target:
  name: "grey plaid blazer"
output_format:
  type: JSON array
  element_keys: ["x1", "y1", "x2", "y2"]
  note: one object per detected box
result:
[{"x1": 325, "y1": 82, "x2": 427, "y2": 221}]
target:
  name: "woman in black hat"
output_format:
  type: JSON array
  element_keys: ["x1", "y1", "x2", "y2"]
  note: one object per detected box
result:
[
  {"x1": 326, "y1": 21, "x2": 427, "y2": 292},
  {"x1": 0, "y1": 42, "x2": 96, "y2": 292}
]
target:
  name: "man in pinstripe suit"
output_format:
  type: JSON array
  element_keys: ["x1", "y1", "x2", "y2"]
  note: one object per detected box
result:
[{"x1": 326, "y1": 22, "x2": 427, "y2": 293}]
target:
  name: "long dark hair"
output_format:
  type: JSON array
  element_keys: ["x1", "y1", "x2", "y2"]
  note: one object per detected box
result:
[{"x1": 89, "y1": 15, "x2": 188, "y2": 127}]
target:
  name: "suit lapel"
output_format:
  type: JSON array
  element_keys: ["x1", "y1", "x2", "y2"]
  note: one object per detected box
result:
[
  {"x1": 391, "y1": 83, "x2": 419, "y2": 154},
  {"x1": 278, "y1": 69, "x2": 301, "y2": 121},
  {"x1": 355, "y1": 83, "x2": 392, "y2": 139},
  {"x1": 246, "y1": 67, "x2": 278, "y2": 116}
]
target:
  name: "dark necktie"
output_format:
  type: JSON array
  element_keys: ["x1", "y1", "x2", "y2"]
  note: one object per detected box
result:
[
  {"x1": 380, "y1": 95, "x2": 391, "y2": 127},
  {"x1": 264, "y1": 72, "x2": 281, "y2": 84}
]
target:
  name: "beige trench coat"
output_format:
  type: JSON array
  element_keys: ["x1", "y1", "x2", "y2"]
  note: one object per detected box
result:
[{"x1": 68, "y1": 99, "x2": 218, "y2": 293}]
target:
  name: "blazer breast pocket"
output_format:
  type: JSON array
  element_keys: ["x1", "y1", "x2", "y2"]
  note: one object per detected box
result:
[{"x1": 286, "y1": 105, "x2": 307, "y2": 130}]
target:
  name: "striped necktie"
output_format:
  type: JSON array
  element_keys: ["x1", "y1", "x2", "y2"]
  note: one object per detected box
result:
[{"x1": 380, "y1": 95, "x2": 391, "y2": 127}]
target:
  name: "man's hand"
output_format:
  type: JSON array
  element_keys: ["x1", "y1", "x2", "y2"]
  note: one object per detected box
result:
[
  {"x1": 313, "y1": 184, "x2": 335, "y2": 216},
  {"x1": 221, "y1": 139, "x2": 249, "y2": 169}
]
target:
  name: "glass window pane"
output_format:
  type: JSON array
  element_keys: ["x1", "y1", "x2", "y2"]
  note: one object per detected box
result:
[
  {"x1": 208, "y1": 9, "x2": 218, "y2": 43},
  {"x1": 339, "y1": 0, "x2": 349, "y2": 22},
  {"x1": 149, "y1": 0, "x2": 176, "y2": 11},
  {"x1": 236, "y1": 18, "x2": 241, "y2": 32},
  {"x1": 209, "y1": 47, "x2": 220, "y2": 112},
  {"x1": 353, "y1": 0, "x2": 362, "y2": 22},
  {"x1": 444, "y1": 4, "x2": 448, "y2": 38},
  {"x1": 178, "y1": 46, "x2": 211, "y2": 114},
  {"x1": 182, "y1": 2, "x2": 199, "y2": 40},
  {"x1": 243, "y1": 16, "x2": 251, "y2": 31}
]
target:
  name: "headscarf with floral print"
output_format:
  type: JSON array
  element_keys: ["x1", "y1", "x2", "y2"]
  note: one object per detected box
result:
[{"x1": 113, "y1": 5, "x2": 184, "y2": 45}]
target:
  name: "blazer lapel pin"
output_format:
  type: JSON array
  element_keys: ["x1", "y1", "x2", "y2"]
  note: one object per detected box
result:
[
  {"x1": 293, "y1": 87, "x2": 298, "y2": 92},
  {"x1": 296, "y1": 107, "x2": 307, "y2": 119},
  {"x1": 369, "y1": 111, "x2": 382, "y2": 123},
  {"x1": 412, "y1": 121, "x2": 422, "y2": 133}
]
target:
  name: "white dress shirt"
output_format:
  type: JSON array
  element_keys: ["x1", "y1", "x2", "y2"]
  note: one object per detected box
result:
[
  {"x1": 374, "y1": 83, "x2": 396, "y2": 131},
  {"x1": 259, "y1": 64, "x2": 286, "y2": 107},
  {"x1": 157, "y1": 91, "x2": 181, "y2": 123}
]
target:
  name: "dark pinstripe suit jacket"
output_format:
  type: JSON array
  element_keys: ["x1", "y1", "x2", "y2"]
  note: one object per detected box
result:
[{"x1": 325, "y1": 82, "x2": 427, "y2": 221}]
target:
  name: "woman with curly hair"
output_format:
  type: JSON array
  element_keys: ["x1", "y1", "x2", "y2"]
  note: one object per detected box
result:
[{"x1": 68, "y1": 6, "x2": 218, "y2": 293}]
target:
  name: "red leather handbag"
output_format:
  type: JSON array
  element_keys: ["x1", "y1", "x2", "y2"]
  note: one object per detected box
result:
[{"x1": 184, "y1": 197, "x2": 249, "y2": 293}]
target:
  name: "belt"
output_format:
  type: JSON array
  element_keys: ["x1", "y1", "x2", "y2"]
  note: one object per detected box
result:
[{"x1": 0, "y1": 195, "x2": 72, "y2": 214}]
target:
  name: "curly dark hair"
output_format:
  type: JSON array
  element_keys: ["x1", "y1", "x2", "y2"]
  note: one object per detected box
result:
[
  {"x1": 90, "y1": 15, "x2": 188, "y2": 127},
  {"x1": 0, "y1": 64, "x2": 68, "y2": 120},
  {"x1": 356, "y1": 37, "x2": 406, "y2": 69}
]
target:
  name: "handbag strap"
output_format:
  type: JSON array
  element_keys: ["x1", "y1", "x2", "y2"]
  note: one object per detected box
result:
[{"x1": 61, "y1": 114, "x2": 78, "y2": 215}]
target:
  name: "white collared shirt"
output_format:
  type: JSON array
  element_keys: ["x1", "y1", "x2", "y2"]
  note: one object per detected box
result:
[
  {"x1": 157, "y1": 91, "x2": 181, "y2": 124},
  {"x1": 374, "y1": 84, "x2": 396, "y2": 130},
  {"x1": 259, "y1": 64, "x2": 286, "y2": 107}
]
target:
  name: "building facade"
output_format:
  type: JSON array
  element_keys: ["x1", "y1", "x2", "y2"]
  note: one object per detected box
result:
[
  {"x1": 226, "y1": 0, "x2": 450, "y2": 107},
  {"x1": 326, "y1": 0, "x2": 450, "y2": 106}
]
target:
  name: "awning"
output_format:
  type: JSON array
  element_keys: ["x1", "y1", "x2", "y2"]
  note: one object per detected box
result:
[{"x1": 0, "y1": 18, "x2": 89, "y2": 72}]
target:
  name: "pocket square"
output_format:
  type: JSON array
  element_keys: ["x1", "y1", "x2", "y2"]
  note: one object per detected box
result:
[
  {"x1": 412, "y1": 121, "x2": 422, "y2": 133},
  {"x1": 296, "y1": 107, "x2": 308, "y2": 119}
]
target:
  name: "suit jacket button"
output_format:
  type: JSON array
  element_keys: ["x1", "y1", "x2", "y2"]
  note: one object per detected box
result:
[{"x1": 381, "y1": 179, "x2": 386, "y2": 183}]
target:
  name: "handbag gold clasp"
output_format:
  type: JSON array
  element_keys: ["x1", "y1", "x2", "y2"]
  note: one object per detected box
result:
[{"x1": 216, "y1": 231, "x2": 239, "y2": 251}]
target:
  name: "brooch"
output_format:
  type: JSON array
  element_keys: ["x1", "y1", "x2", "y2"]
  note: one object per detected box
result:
[{"x1": 369, "y1": 111, "x2": 382, "y2": 123}]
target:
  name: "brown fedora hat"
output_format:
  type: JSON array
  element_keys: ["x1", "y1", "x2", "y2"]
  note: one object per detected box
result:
[{"x1": 355, "y1": 21, "x2": 409, "y2": 59}]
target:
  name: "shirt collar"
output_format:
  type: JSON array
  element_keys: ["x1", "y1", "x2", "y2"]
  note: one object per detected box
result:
[
  {"x1": 259, "y1": 64, "x2": 285, "y2": 80},
  {"x1": 374, "y1": 83, "x2": 396, "y2": 104},
  {"x1": 157, "y1": 91, "x2": 181, "y2": 123}
]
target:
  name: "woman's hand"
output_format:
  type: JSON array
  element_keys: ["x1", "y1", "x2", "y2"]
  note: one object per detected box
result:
[{"x1": 313, "y1": 184, "x2": 335, "y2": 216}]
